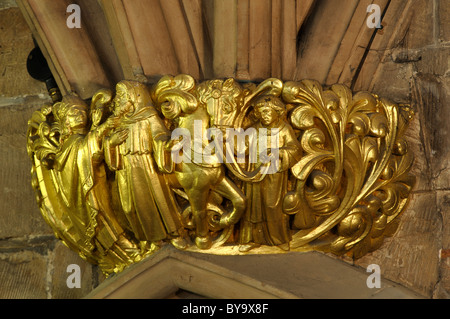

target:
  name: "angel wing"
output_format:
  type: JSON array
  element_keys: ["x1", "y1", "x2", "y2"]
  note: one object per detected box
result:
[{"x1": 282, "y1": 80, "x2": 415, "y2": 258}]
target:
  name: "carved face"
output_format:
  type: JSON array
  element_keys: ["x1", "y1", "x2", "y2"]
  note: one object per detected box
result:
[
  {"x1": 65, "y1": 105, "x2": 88, "y2": 132},
  {"x1": 253, "y1": 96, "x2": 286, "y2": 127},
  {"x1": 113, "y1": 87, "x2": 130, "y2": 116},
  {"x1": 256, "y1": 105, "x2": 279, "y2": 127}
]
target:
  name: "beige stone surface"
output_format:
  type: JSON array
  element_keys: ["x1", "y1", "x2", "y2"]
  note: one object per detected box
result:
[
  {"x1": 435, "y1": 191, "x2": 450, "y2": 298},
  {"x1": 88, "y1": 245, "x2": 423, "y2": 299},
  {"x1": 439, "y1": 0, "x2": 450, "y2": 42},
  {"x1": 0, "y1": 101, "x2": 52, "y2": 238},
  {"x1": 50, "y1": 242, "x2": 98, "y2": 299},
  {"x1": 0, "y1": 250, "x2": 48, "y2": 298},
  {"x1": 0, "y1": 8, "x2": 46, "y2": 97},
  {"x1": 355, "y1": 193, "x2": 442, "y2": 297},
  {"x1": 344, "y1": 0, "x2": 450, "y2": 299},
  {"x1": 0, "y1": 5, "x2": 102, "y2": 299},
  {"x1": 0, "y1": 0, "x2": 448, "y2": 299}
]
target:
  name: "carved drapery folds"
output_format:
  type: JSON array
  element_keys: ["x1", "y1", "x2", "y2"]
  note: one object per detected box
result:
[{"x1": 27, "y1": 75, "x2": 415, "y2": 275}]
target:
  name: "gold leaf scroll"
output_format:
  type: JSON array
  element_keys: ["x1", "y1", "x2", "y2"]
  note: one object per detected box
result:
[{"x1": 283, "y1": 80, "x2": 415, "y2": 256}]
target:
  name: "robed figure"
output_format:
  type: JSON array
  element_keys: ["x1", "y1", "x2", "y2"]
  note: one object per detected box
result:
[
  {"x1": 105, "y1": 81, "x2": 186, "y2": 249},
  {"x1": 50, "y1": 95, "x2": 139, "y2": 272},
  {"x1": 239, "y1": 96, "x2": 302, "y2": 252}
]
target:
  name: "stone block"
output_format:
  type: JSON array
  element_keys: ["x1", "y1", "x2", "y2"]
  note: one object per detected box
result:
[
  {"x1": 437, "y1": 191, "x2": 450, "y2": 297},
  {"x1": 414, "y1": 47, "x2": 450, "y2": 77},
  {"x1": 0, "y1": 249, "x2": 48, "y2": 298},
  {"x1": 0, "y1": 101, "x2": 53, "y2": 239},
  {"x1": 370, "y1": 59, "x2": 414, "y2": 103},
  {"x1": 398, "y1": 0, "x2": 435, "y2": 49},
  {"x1": 50, "y1": 241, "x2": 98, "y2": 299},
  {"x1": 355, "y1": 192, "x2": 441, "y2": 297},
  {"x1": 0, "y1": 7, "x2": 47, "y2": 97},
  {"x1": 411, "y1": 72, "x2": 450, "y2": 191},
  {"x1": 439, "y1": 0, "x2": 450, "y2": 43}
]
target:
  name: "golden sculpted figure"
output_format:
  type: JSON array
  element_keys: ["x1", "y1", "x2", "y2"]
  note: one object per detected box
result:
[
  {"x1": 27, "y1": 94, "x2": 140, "y2": 273},
  {"x1": 27, "y1": 74, "x2": 415, "y2": 275},
  {"x1": 104, "y1": 81, "x2": 186, "y2": 252},
  {"x1": 239, "y1": 95, "x2": 302, "y2": 252}
]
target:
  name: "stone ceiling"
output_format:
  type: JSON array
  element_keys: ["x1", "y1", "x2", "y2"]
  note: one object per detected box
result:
[{"x1": 16, "y1": 0, "x2": 404, "y2": 100}]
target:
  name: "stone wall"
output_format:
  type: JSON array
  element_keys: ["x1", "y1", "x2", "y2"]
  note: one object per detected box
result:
[
  {"x1": 0, "y1": 0, "x2": 449, "y2": 299},
  {"x1": 347, "y1": 0, "x2": 450, "y2": 298},
  {"x1": 0, "y1": 4, "x2": 102, "y2": 298}
]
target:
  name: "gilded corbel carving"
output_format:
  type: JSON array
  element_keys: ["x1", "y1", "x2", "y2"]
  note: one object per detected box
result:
[{"x1": 27, "y1": 75, "x2": 415, "y2": 275}]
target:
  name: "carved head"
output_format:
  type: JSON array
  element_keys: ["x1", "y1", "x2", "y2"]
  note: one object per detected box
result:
[
  {"x1": 53, "y1": 95, "x2": 89, "y2": 139},
  {"x1": 113, "y1": 80, "x2": 152, "y2": 117},
  {"x1": 252, "y1": 95, "x2": 286, "y2": 127}
]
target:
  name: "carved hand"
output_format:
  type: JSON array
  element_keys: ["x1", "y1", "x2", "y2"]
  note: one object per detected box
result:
[{"x1": 109, "y1": 129, "x2": 129, "y2": 147}]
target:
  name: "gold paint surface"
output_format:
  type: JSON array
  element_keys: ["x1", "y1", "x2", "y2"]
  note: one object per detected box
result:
[{"x1": 27, "y1": 75, "x2": 415, "y2": 275}]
